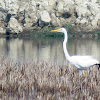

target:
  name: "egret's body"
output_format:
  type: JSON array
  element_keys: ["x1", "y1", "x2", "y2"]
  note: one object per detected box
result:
[{"x1": 51, "y1": 28, "x2": 99, "y2": 69}]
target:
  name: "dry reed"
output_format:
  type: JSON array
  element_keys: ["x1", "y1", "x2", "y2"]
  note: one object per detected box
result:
[{"x1": 0, "y1": 58, "x2": 99, "y2": 100}]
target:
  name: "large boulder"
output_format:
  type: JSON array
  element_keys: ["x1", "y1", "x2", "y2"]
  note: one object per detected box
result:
[
  {"x1": 39, "y1": 10, "x2": 51, "y2": 27},
  {"x1": 75, "y1": 1, "x2": 100, "y2": 30},
  {"x1": 18, "y1": 1, "x2": 38, "y2": 29},
  {"x1": 1, "y1": 0, "x2": 19, "y2": 15},
  {"x1": 56, "y1": 1, "x2": 64, "y2": 13},
  {"x1": 0, "y1": 27, "x2": 6, "y2": 34},
  {"x1": 74, "y1": 0, "x2": 83, "y2": 5},
  {"x1": 7, "y1": 17, "x2": 23, "y2": 34},
  {"x1": 0, "y1": 11, "x2": 7, "y2": 34},
  {"x1": 8, "y1": 3, "x2": 19, "y2": 15},
  {"x1": 56, "y1": 0, "x2": 74, "y2": 14},
  {"x1": 0, "y1": 0, "x2": 5, "y2": 9},
  {"x1": 35, "y1": 0, "x2": 55, "y2": 12},
  {"x1": 75, "y1": 4, "x2": 91, "y2": 18},
  {"x1": 87, "y1": 3, "x2": 99, "y2": 15}
]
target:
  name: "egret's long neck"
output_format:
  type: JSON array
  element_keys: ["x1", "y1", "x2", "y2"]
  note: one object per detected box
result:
[{"x1": 63, "y1": 31, "x2": 71, "y2": 62}]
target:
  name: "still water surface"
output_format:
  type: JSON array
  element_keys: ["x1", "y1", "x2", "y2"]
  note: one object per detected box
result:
[{"x1": 0, "y1": 37, "x2": 100, "y2": 65}]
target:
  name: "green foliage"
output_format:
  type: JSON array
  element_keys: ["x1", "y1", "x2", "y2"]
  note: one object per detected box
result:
[
  {"x1": 30, "y1": 25, "x2": 73, "y2": 38},
  {"x1": 42, "y1": 26, "x2": 55, "y2": 33},
  {"x1": 94, "y1": 31, "x2": 100, "y2": 40},
  {"x1": 94, "y1": 31, "x2": 100, "y2": 35},
  {"x1": 42, "y1": 26, "x2": 63, "y2": 37},
  {"x1": 96, "y1": 1, "x2": 100, "y2": 4},
  {"x1": 29, "y1": 26, "x2": 64, "y2": 39},
  {"x1": 63, "y1": 24, "x2": 73, "y2": 30}
]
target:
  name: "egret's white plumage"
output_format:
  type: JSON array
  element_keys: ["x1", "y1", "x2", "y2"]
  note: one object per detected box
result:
[{"x1": 51, "y1": 28, "x2": 99, "y2": 69}]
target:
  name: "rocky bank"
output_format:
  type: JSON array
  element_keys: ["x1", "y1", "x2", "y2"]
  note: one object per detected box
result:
[{"x1": 0, "y1": 0, "x2": 100, "y2": 34}]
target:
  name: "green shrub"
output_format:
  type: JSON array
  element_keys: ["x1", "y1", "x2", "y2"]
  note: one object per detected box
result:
[{"x1": 63, "y1": 24, "x2": 73, "y2": 30}]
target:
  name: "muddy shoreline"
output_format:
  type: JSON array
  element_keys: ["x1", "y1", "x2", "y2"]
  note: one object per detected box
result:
[{"x1": 0, "y1": 27, "x2": 100, "y2": 39}]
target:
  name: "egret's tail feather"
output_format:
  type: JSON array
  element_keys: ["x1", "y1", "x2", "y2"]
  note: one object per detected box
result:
[{"x1": 95, "y1": 64, "x2": 100, "y2": 70}]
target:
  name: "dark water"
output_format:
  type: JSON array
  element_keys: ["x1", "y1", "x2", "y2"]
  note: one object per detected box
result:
[{"x1": 0, "y1": 37, "x2": 100, "y2": 65}]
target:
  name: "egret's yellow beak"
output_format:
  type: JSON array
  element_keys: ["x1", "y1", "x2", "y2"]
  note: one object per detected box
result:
[{"x1": 51, "y1": 29, "x2": 61, "y2": 32}]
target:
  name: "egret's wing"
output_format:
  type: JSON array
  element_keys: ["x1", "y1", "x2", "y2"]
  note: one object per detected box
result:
[{"x1": 70, "y1": 55, "x2": 99, "y2": 68}]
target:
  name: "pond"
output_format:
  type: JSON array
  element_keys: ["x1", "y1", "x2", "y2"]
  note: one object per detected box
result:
[{"x1": 0, "y1": 37, "x2": 100, "y2": 65}]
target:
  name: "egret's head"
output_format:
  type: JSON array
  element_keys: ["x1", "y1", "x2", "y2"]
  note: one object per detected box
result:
[{"x1": 51, "y1": 28, "x2": 67, "y2": 33}]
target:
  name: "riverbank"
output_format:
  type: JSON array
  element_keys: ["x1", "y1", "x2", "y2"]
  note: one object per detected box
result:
[
  {"x1": 0, "y1": 0, "x2": 100, "y2": 34},
  {"x1": 0, "y1": 58, "x2": 99, "y2": 100},
  {"x1": 0, "y1": 25, "x2": 100, "y2": 40}
]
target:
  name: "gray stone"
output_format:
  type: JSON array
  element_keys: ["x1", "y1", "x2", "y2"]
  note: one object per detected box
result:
[
  {"x1": 0, "y1": 0, "x2": 5, "y2": 9},
  {"x1": 56, "y1": 1, "x2": 64, "y2": 13},
  {"x1": 76, "y1": 4, "x2": 91, "y2": 17},
  {"x1": 91, "y1": 20, "x2": 98, "y2": 27},
  {"x1": 74, "y1": 0, "x2": 83, "y2": 5},
  {"x1": 7, "y1": 17, "x2": 23, "y2": 34},
  {"x1": 88, "y1": 3, "x2": 99, "y2": 15},
  {"x1": 8, "y1": 3, "x2": 19, "y2": 15},
  {"x1": 39, "y1": 10, "x2": 51, "y2": 27},
  {"x1": 80, "y1": 18, "x2": 88, "y2": 24},
  {"x1": 0, "y1": 27, "x2": 6, "y2": 34},
  {"x1": 0, "y1": 11, "x2": 7, "y2": 21},
  {"x1": 18, "y1": 1, "x2": 37, "y2": 29},
  {"x1": 40, "y1": 10, "x2": 51, "y2": 23}
]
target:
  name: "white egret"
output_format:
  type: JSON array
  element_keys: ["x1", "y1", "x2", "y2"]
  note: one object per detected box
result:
[{"x1": 51, "y1": 28, "x2": 100, "y2": 69}]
